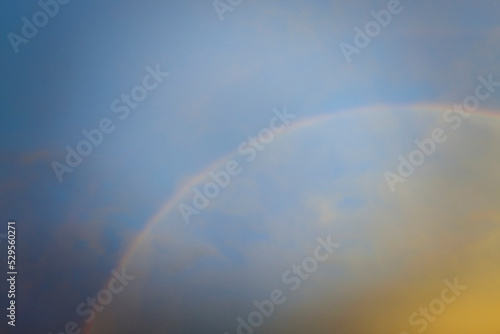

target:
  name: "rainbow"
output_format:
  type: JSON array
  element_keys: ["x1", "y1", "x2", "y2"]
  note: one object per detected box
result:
[{"x1": 84, "y1": 103, "x2": 500, "y2": 333}]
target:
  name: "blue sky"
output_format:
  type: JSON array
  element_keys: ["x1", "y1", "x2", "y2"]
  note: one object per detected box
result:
[{"x1": 1, "y1": 0, "x2": 500, "y2": 333}]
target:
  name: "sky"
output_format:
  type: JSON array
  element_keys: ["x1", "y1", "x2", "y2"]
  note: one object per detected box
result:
[{"x1": 1, "y1": 0, "x2": 500, "y2": 333}]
